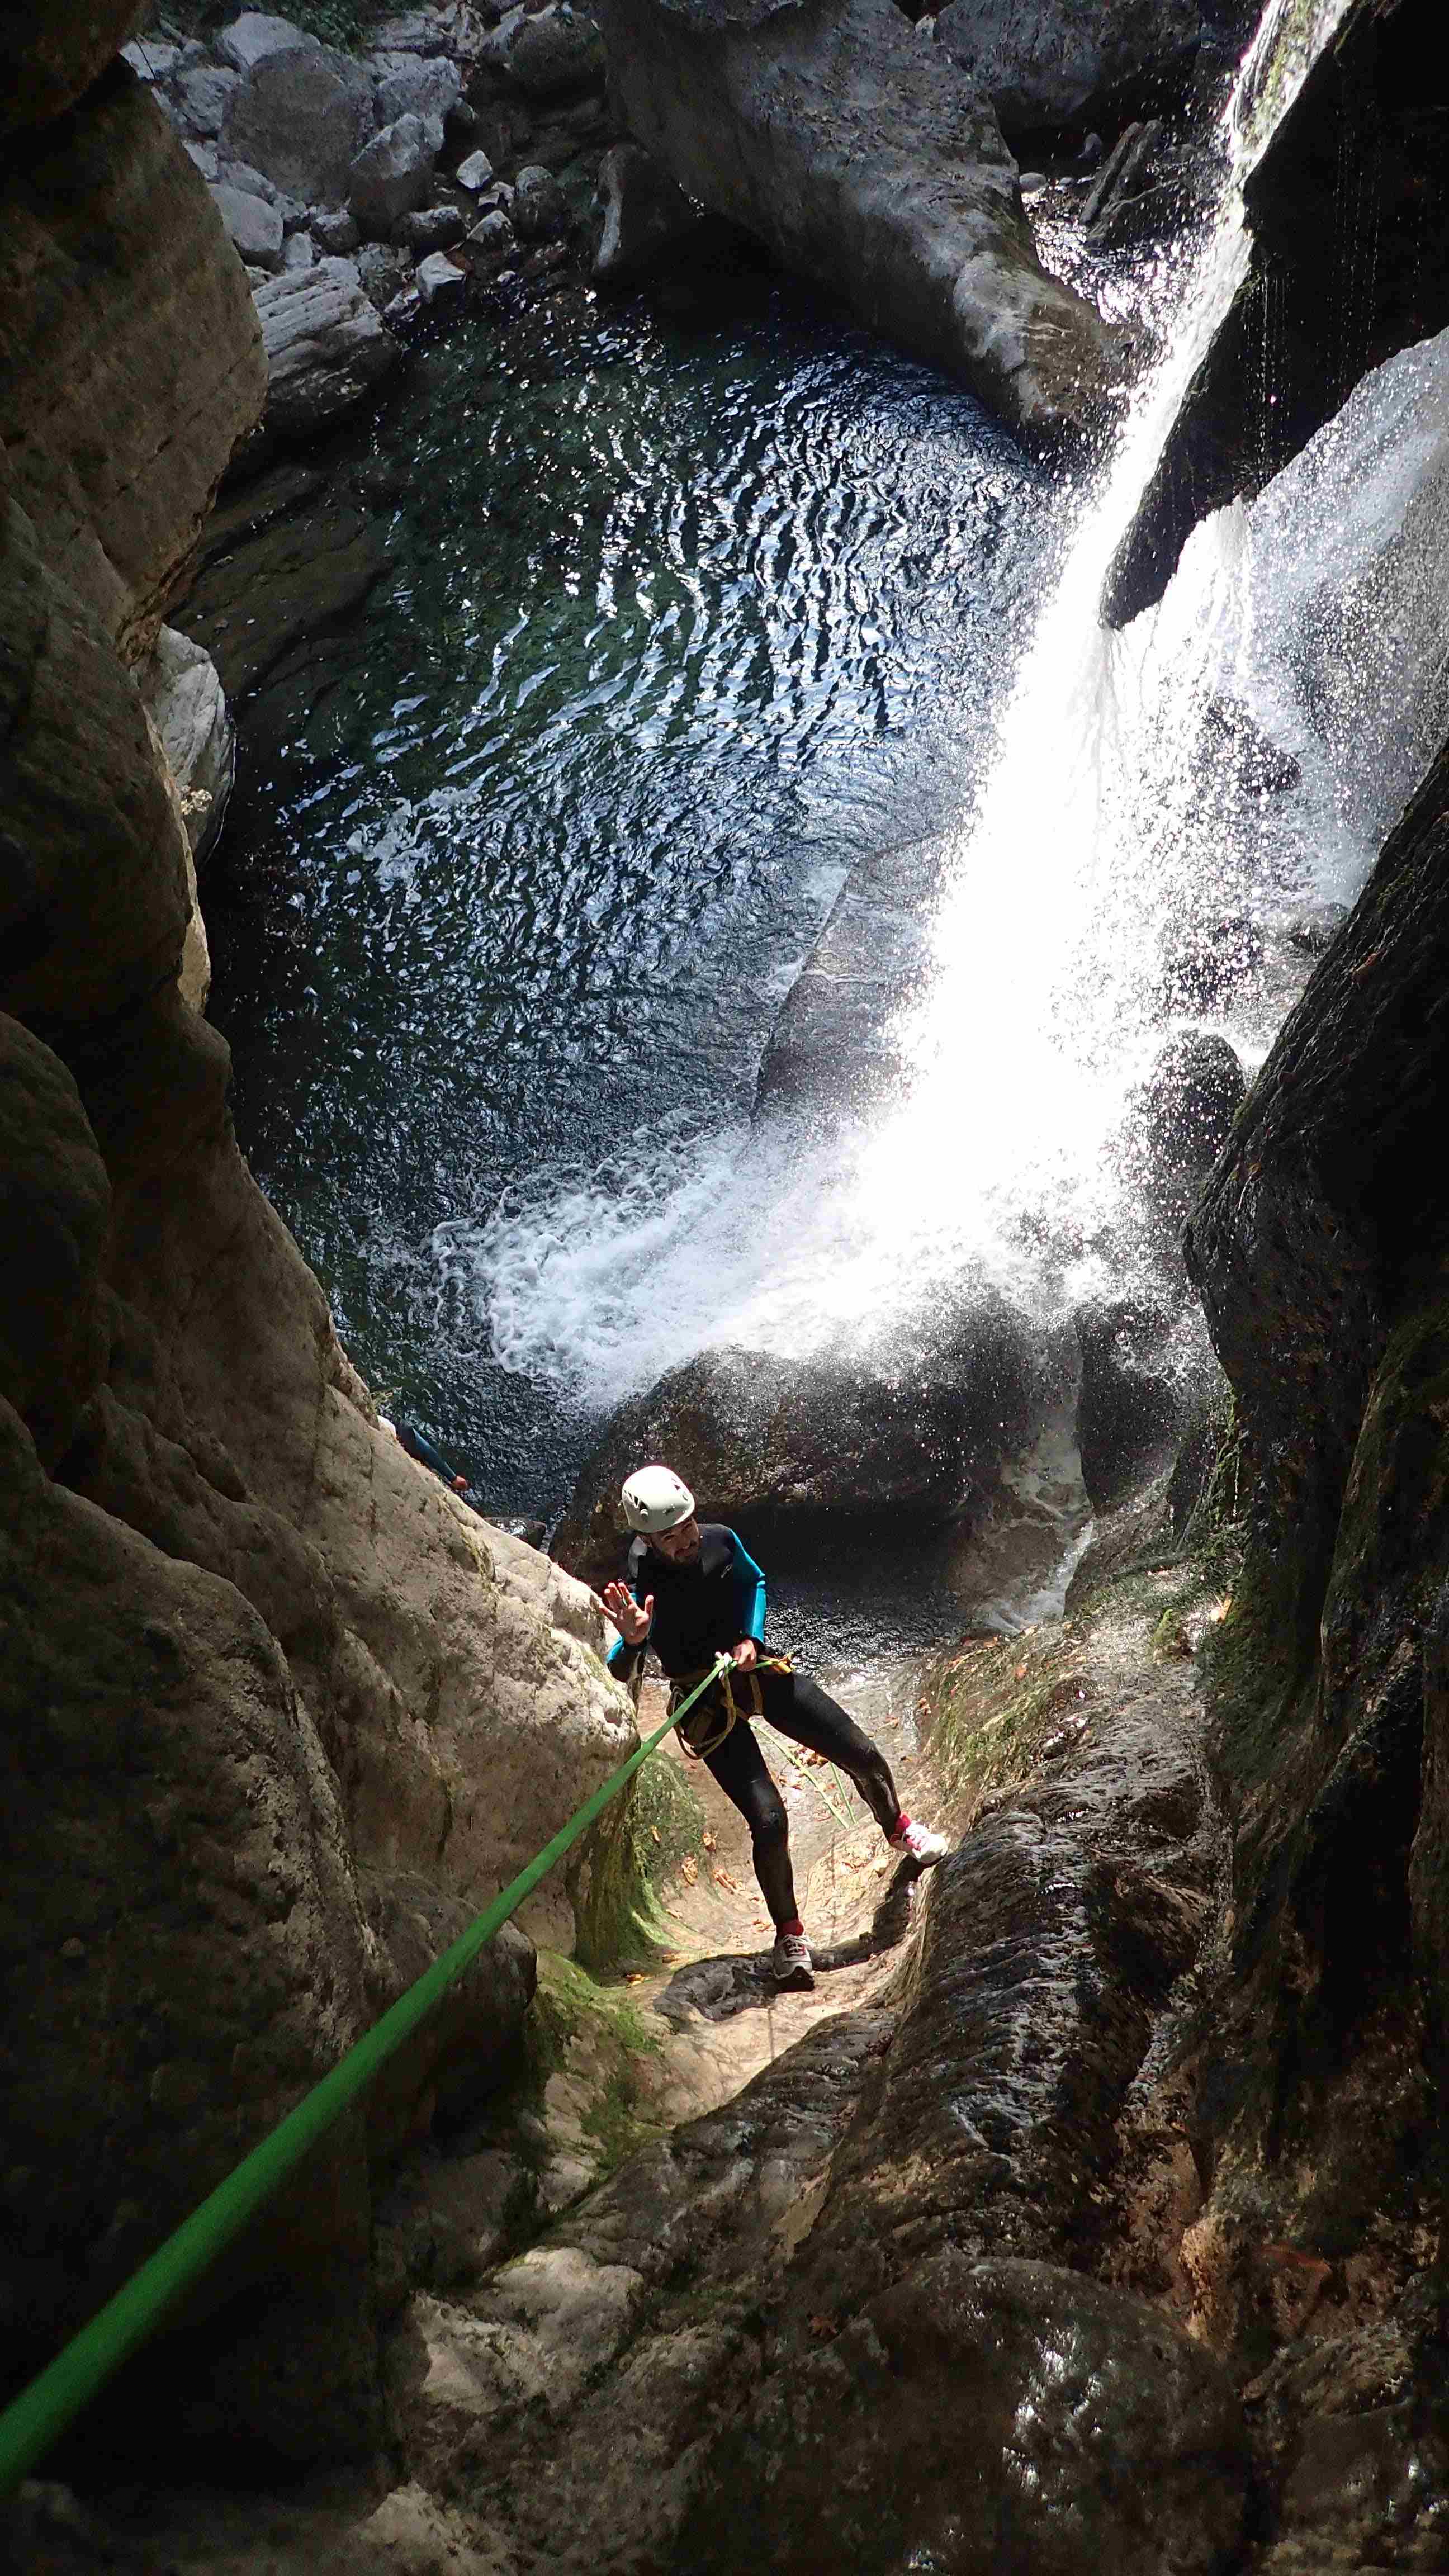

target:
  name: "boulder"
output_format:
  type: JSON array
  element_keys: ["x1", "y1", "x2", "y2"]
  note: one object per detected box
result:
[
  {"x1": 511, "y1": 160, "x2": 567, "y2": 238},
  {"x1": 1073, "y1": 1296, "x2": 1217, "y2": 1514},
  {"x1": 416, "y1": 248, "x2": 467, "y2": 303},
  {"x1": 468, "y1": 207, "x2": 514, "y2": 255},
  {"x1": 221, "y1": 39, "x2": 377, "y2": 207},
  {"x1": 169, "y1": 61, "x2": 242, "y2": 137},
  {"x1": 312, "y1": 203, "x2": 362, "y2": 249},
  {"x1": 590, "y1": 0, "x2": 1117, "y2": 436},
  {"x1": 592, "y1": 140, "x2": 699, "y2": 286},
  {"x1": 250, "y1": 257, "x2": 401, "y2": 451},
  {"x1": 349, "y1": 110, "x2": 443, "y2": 236},
  {"x1": 456, "y1": 145, "x2": 496, "y2": 189},
  {"x1": 136, "y1": 625, "x2": 236, "y2": 866},
  {"x1": 553, "y1": 1305, "x2": 1052, "y2": 1588},
  {"x1": 505, "y1": 3, "x2": 607, "y2": 97},
  {"x1": 932, "y1": 0, "x2": 1200, "y2": 139},
  {"x1": 216, "y1": 12, "x2": 323, "y2": 73},
  {"x1": 216, "y1": 151, "x2": 306, "y2": 220},
  {"x1": 122, "y1": 36, "x2": 183, "y2": 80},
  {"x1": 211, "y1": 176, "x2": 287, "y2": 267},
  {"x1": 0, "y1": 0, "x2": 150, "y2": 140},
  {"x1": 356, "y1": 238, "x2": 416, "y2": 305},
  {"x1": 373, "y1": 6, "x2": 485, "y2": 52},
  {"x1": 0, "y1": 72, "x2": 266, "y2": 659},
  {"x1": 283, "y1": 224, "x2": 318, "y2": 267},
  {"x1": 1131, "y1": 1030, "x2": 1246, "y2": 1244},
  {"x1": 395, "y1": 201, "x2": 468, "y2": 249},
  {"x1": 374, "y1": 49, "x2": 465, "y2": 122}
]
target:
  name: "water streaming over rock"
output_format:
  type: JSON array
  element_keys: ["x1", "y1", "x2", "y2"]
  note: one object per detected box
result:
[
  {"x1": 214, "y1": 0, "x2": 1449, "y2": 1524},
  {"x1": 457, "y1": 0, "x2": 1449, "y2": 1423}
]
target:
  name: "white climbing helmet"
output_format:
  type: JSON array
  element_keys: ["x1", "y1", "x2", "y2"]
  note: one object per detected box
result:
[{"x1": 621, "y1": 1464, "x2": 695, "y2": 1534}]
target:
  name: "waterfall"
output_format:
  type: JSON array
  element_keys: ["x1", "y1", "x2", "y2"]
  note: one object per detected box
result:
[{"x1": 447, "y1": 0, "x2": 1449, "y2": 1413}]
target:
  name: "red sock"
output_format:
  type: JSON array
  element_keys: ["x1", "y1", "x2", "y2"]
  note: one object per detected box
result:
[{"x1": 779, "y1": 1916, "x2": 804, "y2": 1937}]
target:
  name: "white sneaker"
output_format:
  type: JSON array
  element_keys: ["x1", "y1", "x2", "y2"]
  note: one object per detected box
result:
[
  {"x1": 890, "y1": 1816, "x2": 950, "y2": 1867},
  {"x1": 771, "y1": 1930, "x2": 815, "y2": 1988}
]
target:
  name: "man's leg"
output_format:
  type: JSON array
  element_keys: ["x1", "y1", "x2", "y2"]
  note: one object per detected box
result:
[
  {"x1": 703, "y1": 1719, "x2": 801, "y2": 1928},
  {"x1": 754, "y1": 1667, "x2": 902, "y2": 1837}
]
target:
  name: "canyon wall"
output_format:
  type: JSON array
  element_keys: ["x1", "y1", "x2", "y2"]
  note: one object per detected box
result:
[{"x1": 1, "y1": 15, "x2": 633, "y2": 2465}]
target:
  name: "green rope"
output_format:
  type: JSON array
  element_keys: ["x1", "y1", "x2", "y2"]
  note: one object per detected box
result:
[{"x1": 0, "y1": 1652, "x2": 732, "y2": 2501}]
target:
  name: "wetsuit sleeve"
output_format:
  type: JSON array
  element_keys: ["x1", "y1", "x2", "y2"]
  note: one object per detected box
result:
[
  {"x1": 727, "y1": 1532, "x2": 767, "y2": 1644},
  {"x1": 397, "y1": 1423, "x2": 457, "y2": 1484}
]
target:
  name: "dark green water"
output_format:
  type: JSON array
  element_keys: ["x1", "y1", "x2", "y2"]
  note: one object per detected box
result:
[{"x1": 208, "y1": 276, "x2": 1047, "y2": 1515}]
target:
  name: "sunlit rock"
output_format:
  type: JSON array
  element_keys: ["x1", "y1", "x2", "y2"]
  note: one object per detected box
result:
[{"x1": 591, "y1": 0, "x2": 1120, "y2": 434}]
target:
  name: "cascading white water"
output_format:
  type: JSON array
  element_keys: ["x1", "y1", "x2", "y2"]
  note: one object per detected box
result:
[{"x1": 444, "y1": 0, "x2": 1449, "y2": 1409}]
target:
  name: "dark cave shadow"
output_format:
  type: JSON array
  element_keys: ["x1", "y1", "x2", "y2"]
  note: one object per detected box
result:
[{"x1": 652, "y1": 1862, "x2": 922, "y2": 2027}]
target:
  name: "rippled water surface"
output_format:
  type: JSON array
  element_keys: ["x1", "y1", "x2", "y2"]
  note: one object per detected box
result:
[{"x1": 210, "y1": 278, "x2": 1046, "y2": 1509}]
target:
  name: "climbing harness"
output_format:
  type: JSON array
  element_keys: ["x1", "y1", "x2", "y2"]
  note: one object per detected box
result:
[
  {"x1": 0, "y1": 1651, "x2": 732, "y2": 2502},
  {"x1": 670, "y1": 1654, "x2": 794, "y2": 1759}
]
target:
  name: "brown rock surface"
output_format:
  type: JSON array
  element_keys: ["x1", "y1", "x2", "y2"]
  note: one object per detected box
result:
[
  {"x1": 0, "y1": 487, "x2": 193, "y2": 1031},
  {"x1": 0, "y1": 67, "x2": 265, "y2": 659},
  {"x1": 0, "y1": 0, "x2": 148, "y2": 140},
  {"x1": 0, "y1": 12, "x2": 640, "y2": 2474},
  {"x1": 0, "y1": 1014, "x2": 111, "y2": 1467}
]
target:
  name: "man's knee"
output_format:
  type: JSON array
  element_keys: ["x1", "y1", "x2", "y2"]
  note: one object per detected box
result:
[{"x1": 750, "y1": 1788, "x2": 789, "y2": 1852}]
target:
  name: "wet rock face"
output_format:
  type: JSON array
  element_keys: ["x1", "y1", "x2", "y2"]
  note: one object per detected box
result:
[
  {"x1": 1106, "y1": 0, "x2": 1449, "y2": 623},
  {"x1": 1177, "y1": 730, "x2": 1449, "y2": 2559},
  {"x1": 554, "y1": 1307, "x2": 1058, "y2": 1586},
  {"x1": 591, "y1": 0, "x2": 1119, "y2": 435},
  {"x1": 687, "y1": 2253, "x2": 1249, "y2": 2576}
]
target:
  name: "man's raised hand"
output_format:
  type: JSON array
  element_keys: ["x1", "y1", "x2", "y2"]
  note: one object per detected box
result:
[{"x1": 602, "y1": 1580, "x2": 653, "y2": 1645}]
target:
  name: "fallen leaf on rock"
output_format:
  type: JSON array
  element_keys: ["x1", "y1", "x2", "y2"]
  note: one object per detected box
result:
[
  {"x1": 625, "y1": 1973, "x2": 646, "y2": 1984},
  {"x1": 650, "y1": 1825, "x2": 660, "y2": 1843},
  {"x1": 1014, "y1": 1661, "x2": 1028, "y2": 1681},
  {"x1": 701, "y1": 1830, "x2": 717, "y2": 1851},
  {"x1": 679, "y1": 1854, "x2": 698, "y2": 1886},
  {"x1": 713, "y1": 1867, "x2": 738, "y2": 1892},
  {"x1": 808, "y1": 2315, "x2": 837, "y2": 2341}
]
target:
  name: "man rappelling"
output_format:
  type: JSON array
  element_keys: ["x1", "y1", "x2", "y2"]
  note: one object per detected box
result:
[{"x1": 602, "y1": 1464, "x2": 949, "y2": 1989}]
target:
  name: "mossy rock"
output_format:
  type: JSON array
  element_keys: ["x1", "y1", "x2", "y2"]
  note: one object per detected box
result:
[{"x1": 567, "y1": 1749, "x2": 707, "y2": 1973}]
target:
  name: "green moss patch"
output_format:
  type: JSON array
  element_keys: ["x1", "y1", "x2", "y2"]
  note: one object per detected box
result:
[
  {"x1": 520, "y1": 1951, "x2": 670, "y2": 2186},
  {"x1": 567, "y1": 1752, "x2": 707, "y2": 1974}
]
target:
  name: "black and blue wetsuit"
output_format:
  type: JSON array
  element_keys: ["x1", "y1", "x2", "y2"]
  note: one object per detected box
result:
[{"x1": 608, "y1": 1523, "x2": 902, "y2": 1928}]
